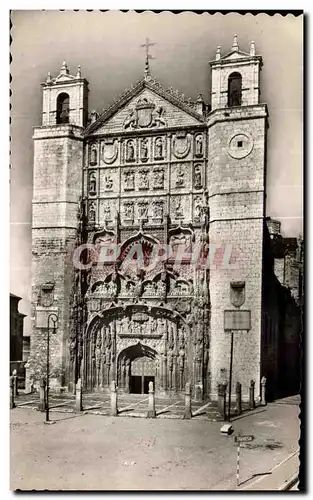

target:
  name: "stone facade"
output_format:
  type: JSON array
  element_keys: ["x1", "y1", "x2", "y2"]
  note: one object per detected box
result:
[{"x1": 27, "y1": 38, "x2": 302, "y2": 401}]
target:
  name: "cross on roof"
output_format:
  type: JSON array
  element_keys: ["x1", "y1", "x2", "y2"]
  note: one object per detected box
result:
[{"x1": 140, "y1": 37, "x2": 156, "y2": 78}]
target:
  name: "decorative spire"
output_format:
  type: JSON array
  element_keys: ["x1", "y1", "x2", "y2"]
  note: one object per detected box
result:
[
  {"x1": 76, "y1": 65, "x2": 81, "y2": 78},
  {"x1": 196, "y1": 93, "x2": 205, "y2": 115},
  {"x1": 144, "y1": 55, "x2": 150, "y2": 79},
  {"x1": 215, "y1": 45, "x2": 221, "y2": 61},
  {"x1": 250, "y1": 40, "x2": 256, "y2": 56},
  {"x1": 60, "y1": 61, "x2": 69, "y2": 75},
  {"x1": 46, "y1": 71, "x2": 52, "y2": 83},
  {"x1": 232, "y1": 34, "x2": 239, "y2": 52}
]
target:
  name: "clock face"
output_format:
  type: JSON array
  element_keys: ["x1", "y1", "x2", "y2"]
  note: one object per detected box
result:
[{"x1": 228, "y1": 132, "x2": 254, "y2": 159}]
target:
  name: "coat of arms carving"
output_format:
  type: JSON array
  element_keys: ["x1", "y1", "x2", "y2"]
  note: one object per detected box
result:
[
  {"x1": 173, "y1": 132, "x2": 191, "y2": 159},
  {"x1": 101, "y1": 139, "x2": 118, "y2": 165},
  {"x1": 124, "y1": 98, "x2": 167, "y2": 130},
  {"x1": 230, "y1": 281, "x2": 246, "y2": 308}
]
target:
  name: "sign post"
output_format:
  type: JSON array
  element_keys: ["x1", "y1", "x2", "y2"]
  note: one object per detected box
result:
[
  {"x1": 234, "y1": 435, "x2": 254, "y2": 487},
  {"x1": 224, "y1": 309, "x2": 251, "y2": 421}
]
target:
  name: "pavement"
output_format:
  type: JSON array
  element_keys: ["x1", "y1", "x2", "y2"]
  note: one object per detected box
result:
[{"x1": 10, "y1": 394, "x2": 300, "y2": 491}]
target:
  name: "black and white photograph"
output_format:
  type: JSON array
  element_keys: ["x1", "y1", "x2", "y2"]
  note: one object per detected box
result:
[{"x1": 9, "y1": 9, "x2": 304, "y2": 491}]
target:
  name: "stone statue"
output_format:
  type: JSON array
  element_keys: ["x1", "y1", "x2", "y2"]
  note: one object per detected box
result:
[
  {"x1": 103, "y1": 204, "x2": 111, "y2": 221},
  {"x1": 153, "y1": 169, "x2": 164, "y2": 189},
  {"x1": 90, "y1": 145, "x2": 98, "y2": 165},
  {"x1": 179, "y1": 348, "x2": 185, "y2": 372},
  {"x1": 124, "y1": 202, "x2": 134, "y2": 219},
  {"x1": 89, "y1": 202, "x2": 96, "y2": 222},
  {"x1": 176, "y1": 165, "x2": 184, "y2": 187},
  {"x1": 195, "y1": 135, "x2": 203, "y2": 156},
  {"x1": 124, "y1": 171, "x2": 135, "y2": 190},
  {"x1": 124, "y1": 109, "x2": 137, "y2": 129},
  {"x1": 194, "y1": 165, "x2": 202, "y2": 189},
  {"x1": 138, "y1": 203, "x2": 148, "y2": 219},
  {"x1": 108, "y1": 280, "x2": 117, "y2": 296},
  {"x1": 153, "y1": 201, "x2": 163, "y2": 219},
  {"x1": 139, "y1": 170, "x2": 149, "y2": 190},
  {"x1": 126, "y1": 140, "x2": 135, "y2": 161},
  {"x1": 89, "y1": 173, "x2": 97, "y2": 195},
  {"x1": 151, "y1": 106, "x2": 166, "y2": 127},
  {"x1": 175, "y1": 198, "x2": 184, "y2": 218},
  {"x1": 155, "y1": 137, "x2": 164, "y2": 158},
  {"x1": 157, "y1": 279, "x2": 166, "y2": 298},
  {"x1": 105, "y1": 175, "x2": 113, "y2": 190},
  {"x1": 140, "y1": 138, "x2": 149, "y2": 161},
  {"x1": 194, "y1": 198, "x2": 202, "y2": 220}
]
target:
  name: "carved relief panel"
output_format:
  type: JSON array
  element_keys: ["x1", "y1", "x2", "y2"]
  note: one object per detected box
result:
[
  {"x1": 122, "y1": 169, "x2": 135, "y2": 191},
  {"x1": 99, "y1": 168, "x2": 118, "y2": 194},
  {"x1": 99, "y1": 198, "x2": 118, "y2": 223},
  {"x1": 170, "y1": 195, "x2": 191, "y2": 222},
  {"x1": 151, "y1": 166, "x2": 166, "y2": 191},
  {"x1": 171, "y1": 163, "x2": 192, "y2": 191}
]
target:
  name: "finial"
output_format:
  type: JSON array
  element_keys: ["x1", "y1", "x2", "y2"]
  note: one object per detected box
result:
[
  {"x1": 61, "y1": 61, "x2": 69, "y2": 75},
  {"x1": 232, "y1": 34, "x2": 239, "y2": 52},
  {"x1": 90, "y1": 110, "x2": 97, "y2": 123},
  {"x1": 250, "y1": 40, "x2": 256, "y2": 56},
  {"x1": 216, "y1": 45, "x2": 221, "y2": 60},
  {"x1": 76, "y1": 65, "x2": 81, "y2": 78},
  {"x1": 144, "y1": 55, "x2": 150, "y2": 79},
  {"x1": 197, "y1": 93, "x2": 204, "y2": 103},
  {"x1": 46, "y1": 71, "x2": 52, "y2": 83}
]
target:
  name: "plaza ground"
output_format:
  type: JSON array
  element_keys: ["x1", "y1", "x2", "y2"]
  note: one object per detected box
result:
[{"x1": 10, "y1": 395, "x2": 300, "y2": 491}]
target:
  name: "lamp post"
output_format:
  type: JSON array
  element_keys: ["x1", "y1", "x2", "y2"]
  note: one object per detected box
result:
[{"x1": 46, "y1": 313, "x2": 58, "y2": 423}]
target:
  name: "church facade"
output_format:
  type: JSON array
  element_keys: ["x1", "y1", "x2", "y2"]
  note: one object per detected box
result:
[{"x1": 27, "y1": 37, "x2": 301, "y2": 402}]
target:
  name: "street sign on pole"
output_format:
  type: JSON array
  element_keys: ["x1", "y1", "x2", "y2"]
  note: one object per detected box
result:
[
  {"x1": 224, "y1": 309, "x2": 251, "y2": 422},
  {"x1": 234, "y1": 435, "x2": 254, "y2": 443},
  {"x1": 234, "y1": 435, "x2": 255, "y2": 487}
]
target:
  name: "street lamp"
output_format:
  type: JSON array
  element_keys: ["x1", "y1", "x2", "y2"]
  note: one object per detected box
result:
[{"x1": 46, "y1": 312, "x2": 58, "y2": 423}]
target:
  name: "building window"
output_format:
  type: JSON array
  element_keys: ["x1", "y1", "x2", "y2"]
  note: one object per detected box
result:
[
  {"x1": 56, "y1": 92, "x2": 70, "y2": 124},
  {"x1": 228, "y1": 72, "x2": 242, "y2": 107}
]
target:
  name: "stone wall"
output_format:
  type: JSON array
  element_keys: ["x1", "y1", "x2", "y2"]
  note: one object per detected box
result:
[{"x1": 27, "y1": 125, "x2": 84, "y2": 390}]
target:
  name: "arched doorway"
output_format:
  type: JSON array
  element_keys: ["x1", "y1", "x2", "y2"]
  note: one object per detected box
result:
[{"x1": 117, "y1": 343, "x2": 158, "y2": 394}]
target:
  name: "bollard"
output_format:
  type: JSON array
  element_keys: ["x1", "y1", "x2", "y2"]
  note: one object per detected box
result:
[
  {"x1": 38, "y1": 377, "x2": 47, "y2": 412},
  {"x1": 75, "y1": 378, "x2": 83, "y2": 412},
  {"x1": 110, "y1": 380, "x2": 118, "y2": 416},
  {"x1": 147, "y1": 381, "x2": 156, "y2": 418},
  {"x1": 13, "y1": 369, "x2": 18, "y2": 397},
  {"x1": 235, "y1": 382, "x2": 242, "y2": 415},
  {"x1": 217, "y1": 383, "x2": 227, "y2": 420},
  {"x1": 10, "y1": 376, "x2": 15, "y2": 409},
  {"x1": 260, "y1": 376, "x2": 267, "y2": 406},
  {"x1": 249, "y1": 380, "x2": 255, "y2": 409},
  {"x1": 184, "y1": 382, "x2": 192, "y2": 419}
]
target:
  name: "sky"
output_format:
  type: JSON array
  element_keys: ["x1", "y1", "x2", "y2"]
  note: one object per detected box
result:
[{"x1": 10, "y1": 10, "x2": 303, "y2": 327}]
